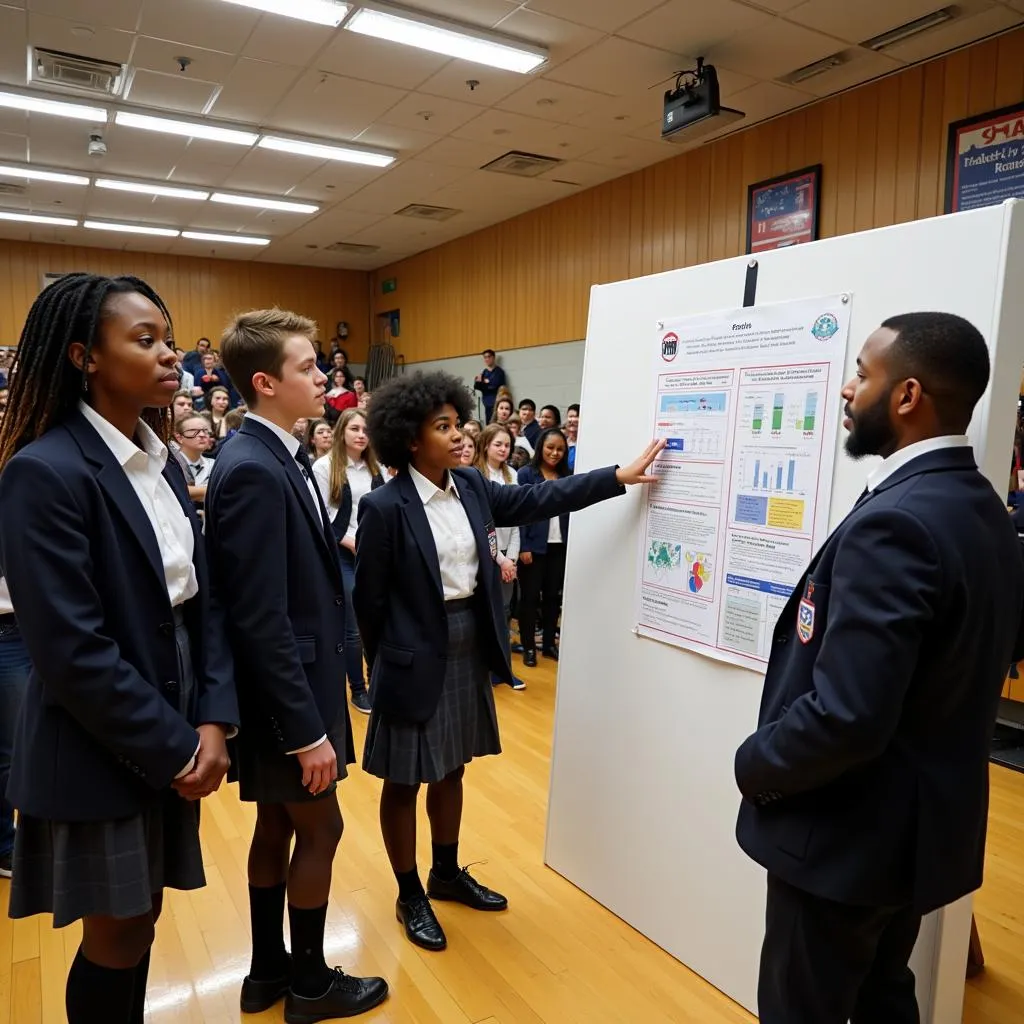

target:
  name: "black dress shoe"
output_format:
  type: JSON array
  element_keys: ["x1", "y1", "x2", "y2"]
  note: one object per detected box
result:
[
  {"x1": 427, "y1": 868, "x2": 508, "y2": 911},
  {"x1": 396, "y1": 894, "x2": 447, "y2": 951},
  {"x1": 522, "y1": 650, "x2": 537, "y2": 667},
  {"x1": 284, "y1": 968, "x2": 388, "y2": 1023},
  {"x1": 542, "y1": 646, "x2": 559, "y2": 661},
  {"x1": 240, "y1": 955, "x2": 291, "y2": 1013}
]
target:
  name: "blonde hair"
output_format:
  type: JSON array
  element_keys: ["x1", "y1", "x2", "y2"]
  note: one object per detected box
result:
[
  {"x1": 328, "y1": 409, "x2": 380, "y2": 507},
  {"x1": 474, "y1": 423, "x2": 514, "y2": 482},
  {"x1": 220, "y1": 307, "x2": 318, "y2": 407}
]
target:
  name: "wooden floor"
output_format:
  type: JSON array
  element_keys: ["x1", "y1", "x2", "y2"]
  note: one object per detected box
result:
[{"x1": 2, "y1": 657, "x2": 1024, "y2": 1023}]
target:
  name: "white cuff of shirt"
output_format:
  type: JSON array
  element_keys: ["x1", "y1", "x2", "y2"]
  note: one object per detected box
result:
[
  {"x1": 287, "y1": 734, "x2": 327, "y2": 756},
  {"x1": 175, "y1": 740, "x2": 201, "y2": 779}
]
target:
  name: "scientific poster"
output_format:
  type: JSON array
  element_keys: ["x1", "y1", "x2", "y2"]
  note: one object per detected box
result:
[{"x1": 636, "y1": 294, "x2": 851, "y2": 672}]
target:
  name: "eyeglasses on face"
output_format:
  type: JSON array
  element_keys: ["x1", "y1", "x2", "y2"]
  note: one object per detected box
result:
[{"x1": 180, "y1": 428, "x2": 212, "y2": 438}]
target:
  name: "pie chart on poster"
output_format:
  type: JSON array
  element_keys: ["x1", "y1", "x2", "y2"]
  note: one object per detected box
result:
[{"x1": 688, "y1": 558, "x2": 706, "y2": 593}]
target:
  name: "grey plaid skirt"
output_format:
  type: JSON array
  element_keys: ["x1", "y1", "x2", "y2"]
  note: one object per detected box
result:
[
  {"x1": 362, "y1": 602, "x2": 501, "y2": 785},
  {"x1": 8, "y1": 608, "x2": 206, "y2": 927}
]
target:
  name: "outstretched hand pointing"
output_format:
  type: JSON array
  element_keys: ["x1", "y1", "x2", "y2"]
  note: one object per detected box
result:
[{"x1": 615, "y1": 439, "x2": 667, "y2": 486}]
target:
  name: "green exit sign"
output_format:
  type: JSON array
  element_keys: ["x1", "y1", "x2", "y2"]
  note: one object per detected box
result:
[{"x1": 381, "y1": 277, "x2": 397, "y2": 294}]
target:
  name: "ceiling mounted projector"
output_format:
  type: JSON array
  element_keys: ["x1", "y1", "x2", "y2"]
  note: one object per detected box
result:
[{"x1": 661, "y1": 58, "x2": 744, "y2": 144}]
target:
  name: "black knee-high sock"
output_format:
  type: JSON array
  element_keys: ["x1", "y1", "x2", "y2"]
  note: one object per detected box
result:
[
  {"x1": 431, "y1": 841, "x2": 459, "y2": 881},
  {"x1": 288, "y1": 903, "x2": 333, "y2": 997},
  {"x1": 249, "y1": 882, "x2": 289, "y2": 978},
  {"x1": 66, "y1": 948, "x2": 136, "y2": 1024},
  {"x1": 129, "y1": 948, "x2": 151, "y2": 1024}
]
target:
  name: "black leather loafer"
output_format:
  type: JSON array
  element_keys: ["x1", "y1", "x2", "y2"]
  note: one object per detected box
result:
[
  {"x1": 284, "y1": 968, "x2": 388, "y2": 1023},
  {"x1": 396, "y1": 894, "x2": 447, "y2": 951},
  {"x1": 427, "y1": 868, "x2": 508, "y2": 911},
  {"x1": 240, "y1": 955, "x2": 291, "y2": 1013}
]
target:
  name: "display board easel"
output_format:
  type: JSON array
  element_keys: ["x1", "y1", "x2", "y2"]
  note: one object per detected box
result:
[{"x1": 546, "y1": 201, "x2": 1024, "y2": 1021}]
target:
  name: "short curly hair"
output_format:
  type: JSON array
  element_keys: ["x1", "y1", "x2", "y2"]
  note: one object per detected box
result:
[{"x1": 366, "y1": 370, "x2": 474, "y2": 468}]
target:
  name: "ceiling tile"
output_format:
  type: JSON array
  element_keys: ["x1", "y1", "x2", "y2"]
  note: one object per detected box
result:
[
  {"x1": 491, "y1": 8, "x2": 603, "y2": 67},
  {"x1": 722, "y1": 79, "x2": 813, "y2": 126},
  {"x1": 165, "y1": 159, "x2": 233, "y2": 188},
  {"x1": 881, "y1": 4, "x2": 1023, "y2": 62},
  {"x1": 139, "y1": 0, "x2": 257, "y2": 55},
  {"x1": 378, "y1": 91, "x2": 482, "y2": 135},
  {"x1": 0, "y1": 6, "x2": 26, "y2": 90},
  {"x1": 241, "y1": 15, "x2": 334, "y2": 68},
  {"x1": 130, "y1": 36, "x2": 238, "y2": 82},
  {"x1": 398, "y1": 0, "x2": 521, "y2": 29},
  {"x1": 269, "y1": 71, "x2": 405, "y2": 139},
  {"x1": 212, "y1": 59, "x2": 302, "y2": 123},
  {"x1": 785, "y1": 0, "x2": 964, "y2": 45},
  {"x1": 538, "y1": 159, "x2": 620, "y2": 188},
  {"x1": 0, "y1": 132, "x2": 27, "y2": 161},
  {"x1": 568, "y1": 91, "x2": 672, "y2": 136},
  {"x1": 338, "y1": 159, "x2": 471, "y2": 215},
  {"x1": 30, "y1": 121, "x2": 187, "y2": 177},
  {"x1": 711, "y1": 18, "x2": 847, "y2": 80},
  {"x1": 544, "y1": 37, "x2": 691, "y2": 97},
  {"x1": 29, "y1": 13, "x2": 134, "y2": 62},
  {"x1": 280, "y1": 206, "x2": 388, "y2": 240},
  {"x1": 415, "y1": 62, "x2": 525, "y2": 107},
  {"x1": 27, "y1": 0, "x2": 142, "y2": 33},
  {"x1": 316, "y1": 31, "x2": 448, "y2": 91},
  {"x1": 576, "y1": 134, "x2": 679, "y2": 172},
  {"x1": 350, "y1": 122, "x2": 442, "y2": 157},
  {"x1": 496, "y1": 78, "x2": 607, "y2": 123},
  {"x1": 216, "y1": 147, "x2": 313, "y2": 194},
  {"x1": 171, "y1": 234, "x2": 263, "y2": 258},
  {"x1": 415, "y1": 135, "x2": 512, "y2": 169},
  {"x1": 619, "y1": 0, "x2": 774, "y2": 54},
  {"x1": 292, "y1": 162, "x2": 387, "y2": 200},
  {"x1": 741, "y1": 0, "x2": 806, "y2": 11},
  {"x1": 453, "y1": 106, "x2": 574, "y2": 146},
  {"x1": 85, "y1": 190, "x2": 207, "y2": 223},
  {"x1": 523, "y1": 0, "x2": 666, "y2": 33},
  {"x1": 1006, "y1": 0, "x2": 1024, "y2": 13},
  {"x1": 793, "y1": 48, "x2": 903, "y2": 98},
  {"x1": 125, "y1": 69, "x2": 219, "y2": 114}
]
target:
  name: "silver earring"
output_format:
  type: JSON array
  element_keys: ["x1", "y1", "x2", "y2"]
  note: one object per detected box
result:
[{"x1": 82, "y1": 375, "x2": 89, "y2": 394}]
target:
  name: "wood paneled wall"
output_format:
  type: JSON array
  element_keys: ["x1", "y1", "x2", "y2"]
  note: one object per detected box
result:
[
  {"x1": 371, "y1": 28, "x2": 1024, "y2": 363},
  {"x1": 0, "y1": 241, "x2": 370, "y2": 359}
]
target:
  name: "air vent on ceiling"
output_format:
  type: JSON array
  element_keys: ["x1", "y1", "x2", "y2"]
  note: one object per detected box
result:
[
  {"x1": 395, "y1": 203, "x2": 461, "y2": 222},
  {"x1": 481, "y1": 151, "x2": 563, "y2": 177},
  {"x1": 324, "y1": 242, "x2": 381, "y2": 255},
  {"x1": 31, "y1": 47, "x2": 125, "y2": 97},
  {"x1": 862, "y1": 7, "x2": 955, "y2": 52},
  {"x1": 0, "y1": 182, "x2": 26, "y2": 196},
  {"x1": 780, "y1": 51, "x2": 850, "y2": 85}
]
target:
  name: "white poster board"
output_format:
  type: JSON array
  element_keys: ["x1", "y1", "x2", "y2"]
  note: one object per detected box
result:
[
  {"x1": 638, "y1": 295, "x2": 851, "y2": 670},
  {"x1": 547, "y1": 201, "x2": 1024, "y2": 1021}
]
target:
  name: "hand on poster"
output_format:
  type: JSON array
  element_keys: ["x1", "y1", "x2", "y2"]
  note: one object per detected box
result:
[{"x1": 616, "y1": 439, "x2": 668, "y2": 485}]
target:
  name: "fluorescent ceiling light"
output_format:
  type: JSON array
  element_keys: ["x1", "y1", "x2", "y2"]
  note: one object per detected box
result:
[
  {"x1": 258, "y1": 135, "x2": 395, "y2": 167},
  {"x1": 84, "y1": 220, "x2": 180, "y2": 237},
  {"x1": 218, "y1": 0, "x2": 350, "y2": 27},
  {"x1": 182, "y1": 231, "x2": 270, "y2": 245},
  {"x1": 96, "y1": 179, "x2": 210, "y2": 201},
  {"x1": 0, "y1": 164, "x2": 89, "y2": 185},
  {"x1": 345, "y1": 4, "x2": 547, "y2": 74},
  {"x1": 0, "y1": 90, "x2": 107, "y2": 122},
  {"x1": 0, "y1": 210, "x2": 78, "y2": 226},
  {"x1": 115, "y1": 111, "x2": 258, "y2": 147},
  {"x1": 210, "y1": 192, "x2": 319, "y2": 214},
  {"x1": 863, "y1": 9, "x2": 954, "y2": 51}
]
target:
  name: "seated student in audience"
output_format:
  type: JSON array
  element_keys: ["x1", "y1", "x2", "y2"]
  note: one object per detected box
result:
[
  {"x1": 490, "y1": 395, "x2": 513, "y2": 425},
  {"x1": 352, "y1": 376, "x2": 367, "y2": 400},
  {"x1": 330, "y1": 349, "x2": 354, "y2": 388},
  {"x1": 462, "y1": 419, "x2": 482, "y2": 440},
  {"x1": 324, "y1": 369, "x2": 357, "y2": 425},
  {"x1": 565, "y1": 404, "x2": 579, "y2": 472},
  {"x1": 221, "y1": 406, "x2": 246, "y2": 441},
  {"x1": 172, "y1": 389, "x2": 195, "y2": 421},
  {"x1": 459, "y1": 432, "x2": 478, "y2": 466},
  {"x1": 207, "y1": 385, "x2": 231, "y2": 439},
  {"x1": 359, "y1": 391, "x2": 371, "y2": 410},
  {"x1": 182, "y1": 335, "x2": 211, "y2": 379},
  {"x1": 354, "y1": 371, "x2": 662, "y2": 952},
  {"x1": 518, "y1": 399, "x2": 540, "y2": 447},
  {"x1": 173, "y1": 415, "x2": 216, "y2": 508},
  {"x1": 0, "y1": 273, "x2": 238, "y2": 1024},
  {"x1": 305, "y1": 418, "x2": 334, "y2": 461},
  {"x1": 474, "y1": 424, "x2": 525, "y2": 691},
  {"x1": 312, "y1": 408, "x2": 384, "y2": 716},
  {"x1": 291, "y1": 416, "x2": 309, "y2": 442},
  {"x1": 538, "y1": 405, "x2": 561, "y2": 431},
  {"x1": 517, "y1": 428, "x2": 572, "y2": 668},
  {"x1": 205, "y1": 309, "x2": 388, "y2": 1021}
]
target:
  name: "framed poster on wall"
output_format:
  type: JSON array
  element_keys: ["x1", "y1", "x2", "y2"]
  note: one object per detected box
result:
[
  {"x1": 945, "y1": 102, "x2": 1024, "y2": 213},
  {"x1": 746, "y1": 164, "x2": 821, "y2": 254}
]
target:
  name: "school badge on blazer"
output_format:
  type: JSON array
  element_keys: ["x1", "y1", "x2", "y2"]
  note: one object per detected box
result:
[{"x1": 797, "y1": 581, "x2": 815, "y2": 643}]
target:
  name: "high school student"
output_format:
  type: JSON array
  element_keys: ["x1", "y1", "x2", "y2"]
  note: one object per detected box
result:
[
  {"x1": 355, "y1": 371, "x2": 662, "y2": 951},
  {"x1": 312, "y1": 408, "x2": 385, "y2": 715},
  {"x1": 204, "y1": 309, "x2": 388, "y2": 1022},
  {"x1": 0, "y1": 273, "x2": 239, "y2": 1024}
]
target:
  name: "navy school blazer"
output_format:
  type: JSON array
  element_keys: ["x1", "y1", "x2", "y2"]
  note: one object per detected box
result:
[
  {"x1": 204, "y1": 418, "x2": 355, "y2": 765},
  {"x1": 735, "y1": 447, "x2": 1024, "y2": 914},
  {"x1": 0, "y1": 411, "x2": 239, "y2": 822},
  {"x1": 354, "y1": 464, "x2": 624, "y2": 723},
  {"x1": 516, "y1": 464, "x2": 570, "y2": 554}
]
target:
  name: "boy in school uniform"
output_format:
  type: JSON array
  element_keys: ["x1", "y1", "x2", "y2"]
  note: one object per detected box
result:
[{"x1": 204, "y1": 309, "x2": 388, "y2": 1023}]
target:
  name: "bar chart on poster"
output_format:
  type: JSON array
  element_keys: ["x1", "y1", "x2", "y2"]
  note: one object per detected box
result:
[{"x1": 636, "y1": 296, "x2": 851, "y2": 671}]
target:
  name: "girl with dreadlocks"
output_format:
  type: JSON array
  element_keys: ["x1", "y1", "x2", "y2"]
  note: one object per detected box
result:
[{"x1": 0, "y1": 273, "x2": 239, "y2": 1024}]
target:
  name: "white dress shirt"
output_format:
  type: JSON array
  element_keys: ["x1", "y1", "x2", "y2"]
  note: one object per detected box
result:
[
  {"x1": 866, "y1": 435, "x2": 970, "y2": 492},
  {"x1": 486, "y1": 465, "x2": 520, "y2": 561},
  {"x1": 184, "y1": 454, "x2": 214, "y2": 486},
  {"x1": 80, "y1": 401, "x2": 198, "y2": 607},
  {"x1": 79, "y1": 401, "x2": 203, "y2": 778},
  {"x1": 247, "y1": 413, "x2": 323, "y2": 525},
  {"x1": 409, "y1": 465, "x2": 479, "y2": 600},
  {"x1": 344, "y1": 458, "x2": 374, "y2": 543},
  {"x1": 0, "y1": 576, "x2": 12, "y2": 616},
  {"x1": 547, "y1": 515, "x2": 563, "y2": 544}
]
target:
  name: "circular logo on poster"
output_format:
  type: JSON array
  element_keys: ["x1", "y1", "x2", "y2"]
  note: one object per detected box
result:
[
  {"x1": 661, "y1": 332, "x2": 679, "y2": 362},
  {"x1": 811, "y1": 313, "x2": 839, "y2": 341}
]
